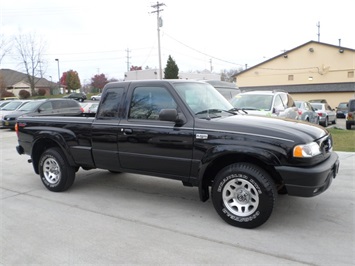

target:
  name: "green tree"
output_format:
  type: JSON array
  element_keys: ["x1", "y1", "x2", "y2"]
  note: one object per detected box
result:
[
  {"x1": 164, "y1": 55, "x2": 179, "y2": 79},
  {"x1": 64, "y1": 70, "x2": 81, "y2": 92}
]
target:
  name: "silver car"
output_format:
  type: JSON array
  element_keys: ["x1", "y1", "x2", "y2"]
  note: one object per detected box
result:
[
  {"x1": 295, "y1": 100, "x2": 319, "y2": 124},
  {"x1": 310, "y1": 102, "x2": 336, "y2": 127},
  {"x1": 230, "y1": 90, "x2": 299, "y2": 119}
]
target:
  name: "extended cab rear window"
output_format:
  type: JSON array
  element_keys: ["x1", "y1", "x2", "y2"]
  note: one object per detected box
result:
[{"x1": 96, "y1": 88, "x2": 124, "y2": 119}]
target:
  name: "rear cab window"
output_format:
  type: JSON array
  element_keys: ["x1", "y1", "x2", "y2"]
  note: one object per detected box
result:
[{"x1": 96, "y1": 88, "x2": 124, "y2": 119}]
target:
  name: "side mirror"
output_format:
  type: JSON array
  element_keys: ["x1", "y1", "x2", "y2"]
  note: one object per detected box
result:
[{"x1": 159, "y1": 109, "x2": 185, "y2": 125}]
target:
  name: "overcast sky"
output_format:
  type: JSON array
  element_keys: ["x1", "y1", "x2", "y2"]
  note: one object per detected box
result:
[{"x1": 1, "y1": 0, "x2": 354, "y2": 84}]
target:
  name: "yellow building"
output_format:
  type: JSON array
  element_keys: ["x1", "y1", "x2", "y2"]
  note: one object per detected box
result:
[{"x1": 234, "y1": 41, "x2": 355, "y2": 108}]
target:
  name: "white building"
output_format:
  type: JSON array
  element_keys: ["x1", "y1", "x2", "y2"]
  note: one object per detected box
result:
[{"x1": 124, "y1": 69, "x2": 221, "y2": 81}]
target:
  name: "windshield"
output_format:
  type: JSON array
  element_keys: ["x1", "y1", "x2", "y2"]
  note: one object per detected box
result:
[
  {"x1": 2, "y1": 101, "x2": 25, "y2": 111},
  {"x1": 18, "y1": 101, "x2": 43, "y2": 111},
  {"x1": 173, "y1": 82, "x2": 233, "y2": 117},
  {"x1": 231, "y1": 94, "x2": 273, "y2": 111}
]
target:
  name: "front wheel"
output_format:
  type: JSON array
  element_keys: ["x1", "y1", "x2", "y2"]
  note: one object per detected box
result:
[
  {"x1": 212, "y1": 163, "x2": 277, "y2": 229},
  {"x1": 39, "y1": 147, "x2": 76, "y2": 192}
]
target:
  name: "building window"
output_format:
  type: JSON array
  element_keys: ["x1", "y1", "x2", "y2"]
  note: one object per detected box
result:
[
  {"x1": 348, "y1": 71, "x2": 354, "y2": 78},
  {"x1": 288, "y1": 75, "x2": 294, "y2": 81}
]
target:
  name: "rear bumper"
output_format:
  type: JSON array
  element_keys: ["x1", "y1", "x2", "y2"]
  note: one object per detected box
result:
[{"x1": 275, "y1": 152, "x2": 339, "y2": 197}]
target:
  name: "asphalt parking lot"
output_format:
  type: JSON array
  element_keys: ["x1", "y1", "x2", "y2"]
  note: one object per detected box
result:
[{"x1": 0, "y1": 126, "x2": 354, "y2": 265}]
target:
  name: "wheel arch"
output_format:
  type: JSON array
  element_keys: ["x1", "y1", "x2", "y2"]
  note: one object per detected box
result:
[
  {"x1": 198, "y1": 151, "x2": 283, "y2": 202},
  {"x1": 31, "y1": 136, "x2": 76, "y2": 174}
]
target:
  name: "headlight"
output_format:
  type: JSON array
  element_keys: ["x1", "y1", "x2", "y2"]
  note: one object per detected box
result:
[{"x1": 293, "y1": 142, "x2": 321, "y2": 158}]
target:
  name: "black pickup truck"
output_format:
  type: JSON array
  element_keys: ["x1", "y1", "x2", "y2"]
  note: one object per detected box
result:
[{"x1": 15, "y1": 80, "x2": 339, "y2": 229}]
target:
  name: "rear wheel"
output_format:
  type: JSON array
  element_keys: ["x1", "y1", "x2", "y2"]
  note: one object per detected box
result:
[
  {"x1": 323, "y1": 117, "x2": 329, "y2": 127},
  {"x1": 39, "y1": 147, "x2": 76, "y2": 192},
  {"x1": 212, "y1": 163, "x2": 277, "y2": 229}
]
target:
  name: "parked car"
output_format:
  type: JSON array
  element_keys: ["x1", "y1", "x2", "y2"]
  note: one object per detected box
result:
[
  {"x1": 346, "y1": 98, "x2": 355, "y2": 130},
  {"x1": 0, "y1": 100, "x2": 12, "y2": 109},
  {"x1": 0, "y1": 100, "x2": 32, "y2": 125},
  {"x1": 336, "y1": 102, "x2": 348, "y2": 118},
  {"x1": 1, "y1": 99, "x2": 83, "y2": 129},
  {"x1": 88, "y1": 103, "x2": 99, "y2": 113},
  {"x1": 295, "y1": 100, "x2": 319, "y2": 124},
  {"x1": 80, "y1": 102, "x2": 95, "y2": 113},
  {"x1": 63, "y1": 92, "x2": 87, "y2": 102},
  {"x1": 204, "y1": 80, "x2": 240, "y2": 101},
  {"x1": 230, "y1": 90, "x2": 299, "y2": 119},
  {"x1": 310, "y1": 102, "x2": 336, "y2": 127},
  {"x1": 91, "y1": 93, "x2": 102, "y2": 101}
]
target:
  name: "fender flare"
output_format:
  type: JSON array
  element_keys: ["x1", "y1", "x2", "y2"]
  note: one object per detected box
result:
[
  {"x1": 30, "y1": 128, "x2": 78, "y2": 174},
  {"x1": 197, "y1": 145, "x2": 282, "y2": 202}
]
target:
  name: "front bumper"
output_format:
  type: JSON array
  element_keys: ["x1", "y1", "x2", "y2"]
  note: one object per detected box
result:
[
  {"x1": 275, "y1": 152, "x2": 339, "y2": 197},
  {"x1": 1, "y1": 120, "x2": 16, "y2": 129}
]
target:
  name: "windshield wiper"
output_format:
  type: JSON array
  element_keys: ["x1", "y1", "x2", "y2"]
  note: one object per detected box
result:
[
  {"x1": 229, "y1": 108, "x2": 248, "y2": 114},
  {"x1": 195, "y1": 109, "x2": 234, "y2": 115}
]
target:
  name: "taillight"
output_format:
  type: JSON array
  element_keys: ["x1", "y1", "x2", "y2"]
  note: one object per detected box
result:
[
  {"x1": 80, "y1": 107, "x2": 84, "y2": 113},
  {"x1": 298, "y1": 110, "x2": 303, "y2": 115}
]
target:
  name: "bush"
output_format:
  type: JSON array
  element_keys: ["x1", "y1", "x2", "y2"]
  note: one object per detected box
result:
[
  {"x1": 37, "y1": 88, "x2": 46, "y2": 96},
  {"x1": 19, "y1": 90, "x2": 31, "y2": 99},
  {"x1": 0, "y1": 91, "x2": 15, "y2": 98}
]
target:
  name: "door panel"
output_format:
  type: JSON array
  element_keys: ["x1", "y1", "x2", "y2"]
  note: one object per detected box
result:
[{"x1": 118, "y1": 85, "x2": 194, "y2": 179}]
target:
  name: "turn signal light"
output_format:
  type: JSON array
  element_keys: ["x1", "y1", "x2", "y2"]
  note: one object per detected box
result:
[{"x1": 15, "y1": 123, "x2": 19, "y2": 137}]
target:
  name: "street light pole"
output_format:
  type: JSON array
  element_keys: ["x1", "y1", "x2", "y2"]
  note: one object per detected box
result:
[{"x1": 55, "y1": 58, "x2": 60, "y2": 83}]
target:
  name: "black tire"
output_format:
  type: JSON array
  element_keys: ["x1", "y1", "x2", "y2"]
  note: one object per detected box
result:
[
  {"x1": 323, "y1": 117, "x2": 329, "y2": 127},
  {"x1": 346, "y1": 122, "x2": 351, "y2": 130},
  {"x1": 39, "y1": 147, "x2": 76, "y2": 192},
  {"x1": 212, "y1": 163, "x2": 277, "y2": 229}
]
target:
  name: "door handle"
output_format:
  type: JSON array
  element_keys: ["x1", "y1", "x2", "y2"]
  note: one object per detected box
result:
[{"x1": 122, "y1": 128, "x2": 133, "y2": 135}]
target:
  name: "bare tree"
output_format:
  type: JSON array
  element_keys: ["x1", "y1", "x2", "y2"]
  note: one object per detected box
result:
[
  {"x1": 220, "y1": 68, "x2": 243, "y2": 82},
  {"x1": 0, "y1": 34, "x2": 13, "y2": 66},
  {"x1": 13, "y1": 32, "x2": 47, "y2": 95}
]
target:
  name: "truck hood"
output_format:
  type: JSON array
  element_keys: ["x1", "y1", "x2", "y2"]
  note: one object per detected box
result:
[{"x1": 202, "y1": 114, "x2": 328, "y2": 144}]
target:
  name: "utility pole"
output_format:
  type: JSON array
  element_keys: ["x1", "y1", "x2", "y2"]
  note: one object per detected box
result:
[
  {"x1": 151, "y1": 2, "x2": 165, "y2": 79},
  {"x1": 125, "y1": 48, "x2": 131, "y2": 71},
  {"x1": 316, "y1": 21, "x2": 320, "y2": 42}
]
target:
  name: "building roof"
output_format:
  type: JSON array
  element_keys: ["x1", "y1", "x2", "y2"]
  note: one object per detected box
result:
[
  {"x1": 233, "y1": 40, "x2": 355, "y2": 77},
  {"x1": 0, "y1": 68, "x2": 56, "y2": 88}
]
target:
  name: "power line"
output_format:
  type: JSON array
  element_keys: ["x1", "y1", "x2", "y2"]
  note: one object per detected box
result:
[{"x1": 164, "y1": 32, "x2": 244, "y2": 67}]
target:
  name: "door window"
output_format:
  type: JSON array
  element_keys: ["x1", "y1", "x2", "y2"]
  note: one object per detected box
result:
[{"x1": 129, "y1": 86, "x2": 177, "y2": 120}]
